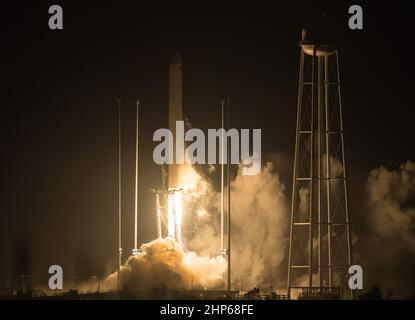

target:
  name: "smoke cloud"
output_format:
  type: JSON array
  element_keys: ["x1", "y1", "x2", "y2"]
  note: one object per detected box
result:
[
  {"x1": 230, "y1": 162, "x2": 289, "y2": 290},
  {"x1": 89, "y1": 238, "x2": 226, "y2": 293},
  {"x1": 182, "y1": 161, "x2": 290, "y2": 291},
  {"x1": 367, "y1": 161, "x2": 415, "y2": 252}
]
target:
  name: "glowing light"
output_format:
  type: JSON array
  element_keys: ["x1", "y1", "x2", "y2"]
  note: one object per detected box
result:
[
  {"x1": 175, "y1": 191, "x2": 183, "y2": 250},
  {"x1": 167, "y1": 193, "x2": 175, "y2": 238},
  {"x1": 155, "y1": 193, "x2": 162, "y2": 238},
  {"x1": 183, "y1": 253, "x2": 191, "y2": 265},
  {"x1": 167, "y1": 189, "x2": 184, "y2": 250}
]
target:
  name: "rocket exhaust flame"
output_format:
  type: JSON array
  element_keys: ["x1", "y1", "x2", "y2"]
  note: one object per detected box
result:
[
  {"x1": 175, "y1": 191, "x2": 183, "y2": 249},
  {"x1": 167, "y1": 189, "x2": 184, "y2": 250},
  {"x1": 155, "y1": 193, "x2": 162, "y2": 239},
  {"x1": 167, "y1": 193, "x2": 175, "y2": 238}
]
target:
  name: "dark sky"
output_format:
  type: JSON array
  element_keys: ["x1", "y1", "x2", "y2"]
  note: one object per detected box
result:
[{"x1": 1, "y1": 1, "x2": 414, "y2": 291}]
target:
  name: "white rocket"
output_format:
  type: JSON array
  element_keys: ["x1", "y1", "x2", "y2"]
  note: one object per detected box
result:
[{"x1": 168, "y1": 51, "x2": 183, "y2": 189}]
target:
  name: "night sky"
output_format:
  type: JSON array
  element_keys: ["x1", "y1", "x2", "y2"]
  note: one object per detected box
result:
[{"x1": 1, "y1": 1, "x2": 414, "y2": 294}]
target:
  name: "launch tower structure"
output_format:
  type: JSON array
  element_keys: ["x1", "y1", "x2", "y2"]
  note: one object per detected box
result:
[{"x1": 287, "y1": 30, "x2": 353, "y2": 299}]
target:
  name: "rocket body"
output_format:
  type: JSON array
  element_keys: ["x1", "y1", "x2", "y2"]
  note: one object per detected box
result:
[{"x1": 168, "y1": 52, "x2": 183, "y2": 189}]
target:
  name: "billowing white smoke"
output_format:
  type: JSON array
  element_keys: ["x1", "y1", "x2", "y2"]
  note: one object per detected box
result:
[
  {"x1": 230, "y1": 162, "x2": 289, "y2": 290},
  {"x1": 93, "y1": 238, "x2": 226, "y2": 292},
  {"x1": 182, "y1": 162, "x2": 289, "y2": 291},
  {"x1": 367, "y1": 161, "x2": 415, "y2": 253}
]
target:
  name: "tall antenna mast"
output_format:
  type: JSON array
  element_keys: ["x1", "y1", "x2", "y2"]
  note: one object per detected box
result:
[
  {"x1": 117, "y1": 97, "x2": 122, "y2": 291},
  {"x1": 133, "y1": 99, "x2": 140, "y2": 255},
  {"x1": 226, "y1": 97, "x2": 231, "y2": 294},
  {"x1": 220, "y1": 99, "x2": 226, "y2": 254}
]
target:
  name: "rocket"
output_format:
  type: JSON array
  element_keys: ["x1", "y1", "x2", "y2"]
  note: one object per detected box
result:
[{"x1": 168, "y1": 51, "x2": 183, "y2": 189}]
